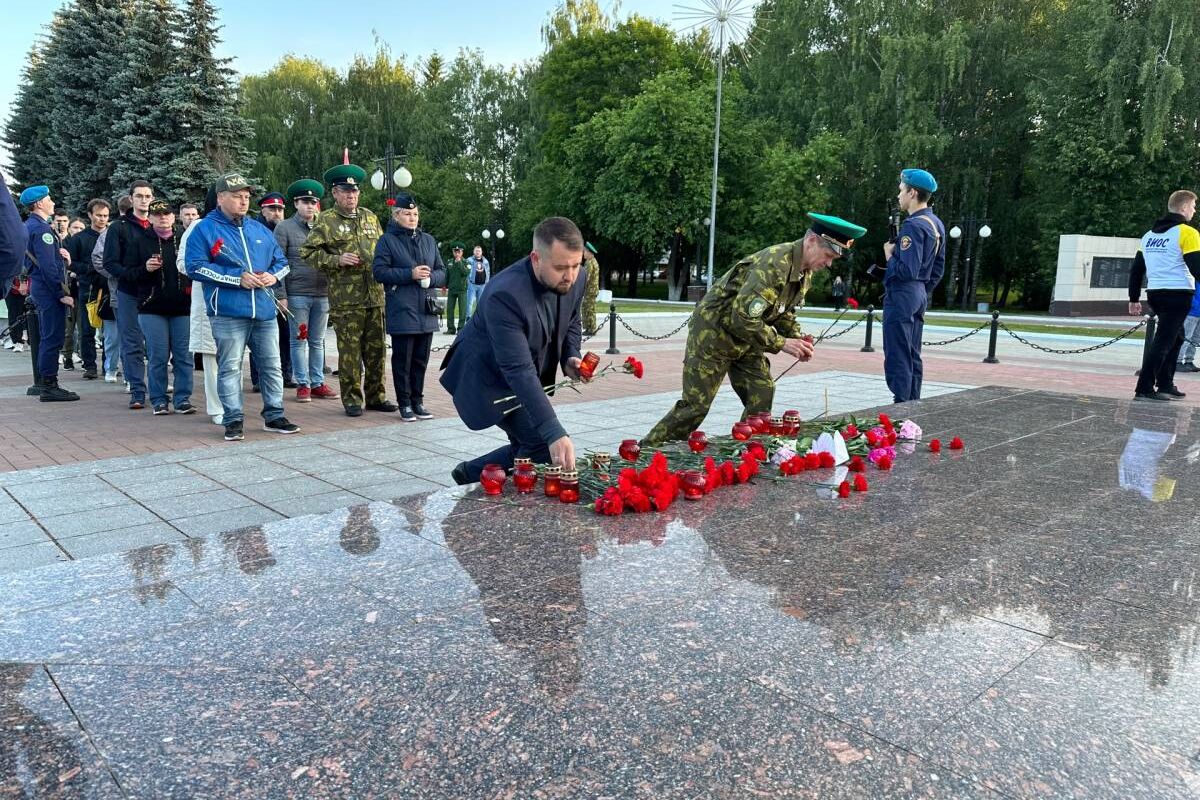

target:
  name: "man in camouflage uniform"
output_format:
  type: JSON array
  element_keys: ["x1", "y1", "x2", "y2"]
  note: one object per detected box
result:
[
  {"x1": 581, "y1": 242, "x2": 600, "y2": 336},
  {"x1": 445, "y1": 241, "x2": 469, "y2": 334},
  {"x1": 642, "y1": 213, "x2": 866, "y2": 446},
  {"x1": 299, "y1": 164, "x2": 397, "y2": 417}
]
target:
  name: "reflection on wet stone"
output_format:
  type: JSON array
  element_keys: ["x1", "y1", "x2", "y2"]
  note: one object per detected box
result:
[{"x1": 3, "y1": 386, "x2": 1200, "y2": 797}]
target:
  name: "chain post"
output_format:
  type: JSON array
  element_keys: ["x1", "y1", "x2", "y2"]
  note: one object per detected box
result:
[
  {"x1": 861, "y1": 306, "x2": 876, "y2": 352},
  {"x1": 983, "y1": 310, "x2": 1001, "y2": 364},
  {"x1": 1138, "y1": 313, "x2": 1156, "y2": 376},
  {"x1": 605, "y1": 301, "x2": 620, "y2": 355}
]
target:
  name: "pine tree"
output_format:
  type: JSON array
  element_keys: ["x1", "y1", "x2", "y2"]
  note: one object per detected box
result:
[
  {"x1": 5, "y1": 21, "x2": 69, "y2": 193},
  {"x1": 169, "y1": 0, "x2": 255, "y2": 201},
  {"x1": 43, "y1": 0, "x2": 134, "y2": 213},
  {"x1": 105, "y1": 0, "x2": 188, "y2": 199}
]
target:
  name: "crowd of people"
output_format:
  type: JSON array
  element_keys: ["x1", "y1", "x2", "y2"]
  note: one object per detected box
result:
[{"x1": 0, "y1": 162, "x2": 550, "y2": 442}]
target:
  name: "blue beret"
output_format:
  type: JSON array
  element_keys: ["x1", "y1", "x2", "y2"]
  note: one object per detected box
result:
[
  {"x1": 19, "y1": 185, "x2": 49, "y2": 206},
  {"x1": 901, "y1": 168, "x2": 937, "y2": 193}
]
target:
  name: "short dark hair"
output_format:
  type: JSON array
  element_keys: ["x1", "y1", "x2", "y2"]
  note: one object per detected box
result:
[
  {"x1": 71, "y1": 216, "x2": 87, "y2": 225},
  {"x1": 533, "y1": 217, "x2": 584, "y2": 254},
  {"x1": 902, "y1": 182, "x2": 932, "y2": 204},
  {"x1": 179, "y1": 202, "x2": 199, "y2": 213},
  {"x1": 86, "y1": 198, "x2": 111, "y2": 214},
  {"x1": 117, "y1": 195, "x2": 134, "y2": 214},
  {"x1": 52, "y1": 210, "x2": 69, "y2": 219},
  {"x1": 128, "y1": 179, "x2": 152, "y2": 194}
]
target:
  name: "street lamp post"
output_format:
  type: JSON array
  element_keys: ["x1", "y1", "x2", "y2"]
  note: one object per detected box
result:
[
  {"x1": 369, "y1": 143, "x2": 413, "y2": 206},
  {"x1": 481, "y1": 228, "x2": 505, "y2": 272},
  {"x1": 947, "y1": 217, "x2": 992, "y2": 311}
]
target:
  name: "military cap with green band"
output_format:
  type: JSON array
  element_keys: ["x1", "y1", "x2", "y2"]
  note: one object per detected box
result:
[
  {"x1": 323, "y1": 164, "x2": 367, "y2": 189},
  {"x1": 450, "y1": 240, "x2": 466, "y2": 250},
  {"x1": 806, "y1": 212, "x2": 867, "y2": 256},
  {"x1": 286, "y1": 179, "x2": 324, "y2": 201}
]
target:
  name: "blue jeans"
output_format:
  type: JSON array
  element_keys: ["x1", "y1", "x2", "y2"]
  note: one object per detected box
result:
[
  {"x1": 1178, "y1": 315, "x2": 1200, "y2": 365},
  {"x1": 138, "y1": 313, "x2": 192, "y2": 407},
  {"x1": 211, "y1": 315, "x2": 284, "y2": 425},
  {"x1": 101, "y1": 320, "x2": 120, "y2": 374},
  {"x1": 466, "y1": 282, "x2": 486, "y2": 316},
  {"x1": 287, "y1": 295, "x2": 329, "y2": 388},
  {"x1": 115, "y1": 290, "x2": 147, "y2": 399}
]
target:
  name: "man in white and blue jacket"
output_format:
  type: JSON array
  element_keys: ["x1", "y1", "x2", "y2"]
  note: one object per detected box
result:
[{"x1": 185, "y1": 173, "x2": 300, "y2": 441}]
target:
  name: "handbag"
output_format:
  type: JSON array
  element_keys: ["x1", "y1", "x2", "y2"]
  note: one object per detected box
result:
[{"x1": 86, "y1": 287, "x2": 105, "y2": 328}]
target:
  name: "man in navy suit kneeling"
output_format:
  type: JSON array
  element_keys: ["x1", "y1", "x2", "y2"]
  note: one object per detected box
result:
[{"x1": 440, "y1": 217, "x2": 588, "y2": 484}]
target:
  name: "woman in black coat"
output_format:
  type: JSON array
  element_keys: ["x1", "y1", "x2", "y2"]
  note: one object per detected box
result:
[{"x1": 372, "y1": 194, "x2": 445, "y2": 421}]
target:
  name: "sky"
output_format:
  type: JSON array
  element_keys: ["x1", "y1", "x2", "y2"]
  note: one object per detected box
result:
[{"x1": 0, "y1": 0, "x2": 704, "y2": 167}]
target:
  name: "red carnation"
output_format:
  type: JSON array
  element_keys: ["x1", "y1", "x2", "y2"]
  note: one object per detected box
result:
[
  {"x1": 618, "y1": 468, "x2": 639, "y2": 493},
  {"x1": 788, "y1": 455, "x2": 806, "y2": 472},
  {"x1": 837, "y1": 480, "x2": 851, "y2": 498},
  {"x1": 844, "y1": 424, "x2": 859, "y2": 438},
  {"x1": 879, "y1": 413, "x2": 892, "y2": 429},
  {"x1": 298, "y1": 323, "x2": 309, "y2": 341},
  {"x1": 623, "y1": 356, "x2": 644, "y2": 379},
  {"x1": 209, "y1": 238, "x2": 224, "y2": 259},
  {"x1": 846, "y1": 297, "x2": 859, "y2": 310},
  {"x1": 950, "y1": 436, "x2": 964, "y2": 450},
  {"x1": 651, "y1": 482, "x2": 677, "y2": 511},
  {"x1": 740, "y1": 453, "x2": 761, "y2": 477},
  {"x1": 848, "y1": 455, "x2": 866, "y2": 473},
  {"x1": 853, "y1": 473, "x2": 869, "y2": 492},
  {"x1": 818, "y1": 452, "x2": 835, "y2": 468},
  {"x1": 876, "y1": 455, "x2": 893, "y2": 470},
  {"x1": 746, "y1": 442, "x2": 767, "y2": 461},
  {"x1": 704, "y1": 456, "x2": 717, "y2": 474},
  {"x1": 622, "y1": 485, "x2": 652, "y2": 513},
  {"x1": 779, "y1": 460, "x2": 795, "y2": 476},
  {"x1": 736, "y1": 461, "x2": 756, "y2": 483},
  {"x1": 704, "y1": 469, "x2": 722, "y2": 493},
  {"x1": 386, "y1": 198, "x2": 396, "y2": 207},
  {"x1": 720, "y1": 461, "x2": 736, "y2": 485},
  {"x1": 865, "y1": 430, "x2": 880, "y2": 447},
  {"x1": 929, "y1": 439, "x2": 941, "y2": 453},
  {"x1": 595, "y1": 487, "x2": 624, "y2": 516},
  {"x1": 804, "y1": 452, "x2": 821, "y2": 470}
]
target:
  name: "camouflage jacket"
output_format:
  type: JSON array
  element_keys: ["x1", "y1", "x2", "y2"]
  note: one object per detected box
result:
[
  {"x1": 694, "y1": 240, "x2": 809, "y2": 353},
  {"x1": 300, "y1": 207, "x2": 385, "y2": 310},
  {"x1": 446, "y1": 257, "x2": 471, "y2": 294}
]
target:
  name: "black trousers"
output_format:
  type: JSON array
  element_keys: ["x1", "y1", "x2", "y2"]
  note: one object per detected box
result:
[
  {"x1": 461, "y1": 404, "x2": 553, "y2": 483},
  {"x1": 390, "y1": 332, "x2": 433, "y2": 407},
  {"x1": 4, "y1": 293, "x2": 25, "y2": 342},
  {"x1": 1137, "y1": 289, "x2": 1193, "y2": 394}
]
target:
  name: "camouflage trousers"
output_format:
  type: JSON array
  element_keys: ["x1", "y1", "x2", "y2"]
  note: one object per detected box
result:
[
  {"x1": 641, "y1": 322, "x2": 775, "y2": 446},
  {"x1": 581, "y1": 258, "x2": 600, "y2": 335},
  {"x1": 329, "y1": 305, "x2": 387, "y2": 409}
]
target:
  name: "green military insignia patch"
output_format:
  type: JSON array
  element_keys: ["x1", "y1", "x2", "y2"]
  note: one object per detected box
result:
[
  {"x1": 748, "y1": 297, "x2": 767, "y2": 318},
  {"x1": 41, "y1": 232, "x2": 54, "y2": 244},
  {"x1": 900, "y1": 235, "x2": 912, "y2": 251}
]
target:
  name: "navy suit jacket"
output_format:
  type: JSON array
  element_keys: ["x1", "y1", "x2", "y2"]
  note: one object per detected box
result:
[
  {"x1": 440, "y1": 256, "x2": 584, "y2": 443},
  {"x1": 0, "y1": 172, "x2": 25, "y2": 286}
]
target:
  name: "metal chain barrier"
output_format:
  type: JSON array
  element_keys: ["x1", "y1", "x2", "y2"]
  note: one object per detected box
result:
[
  {"x1": 922, "y1": 321, "x2": 991, "y2": 347},
  {"x1": 817, "y1": 313, "x2": 867, "y2": 341},
  {"x1": 615, "y1": 312, "x2": 692, "y2": 341},
  {"x1": 998, "y1": 319, "x2": 1146, "y2": 355}
]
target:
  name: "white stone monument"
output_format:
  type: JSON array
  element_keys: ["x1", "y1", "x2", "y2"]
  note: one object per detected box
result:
[{"x1": 1050, "y1": 234, "x2": 1142, "y2": 316}]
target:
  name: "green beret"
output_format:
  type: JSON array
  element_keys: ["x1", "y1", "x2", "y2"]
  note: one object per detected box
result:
[
  {"x1": 806, "y1": 213, "x2": 867, "y2": 256},
  {"x1": 286, "y1": 179, "x2": 324, "y2": 201},
  {"x1": 323, "y1": 164, "x2": 367, "y2": 188}
]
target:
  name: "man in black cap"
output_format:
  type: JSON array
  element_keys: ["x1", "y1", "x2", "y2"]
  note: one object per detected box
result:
[{"x1": 257, "y1": 193, "x2": 286, "y2": 230}]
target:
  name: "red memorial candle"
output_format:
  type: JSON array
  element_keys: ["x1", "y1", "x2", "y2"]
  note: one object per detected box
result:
[{"x1": 480, "y1": 463, "x2": 507, "y2": 495}]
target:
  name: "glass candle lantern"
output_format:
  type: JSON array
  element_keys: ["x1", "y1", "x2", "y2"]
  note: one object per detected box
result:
[
  {"x1": 558, "y1": 470, "x2": 580, "y2": 504},
  {"x1": 731, "y1": 421, "x2": 753, "y2": 441},
  {"x1": 543, "y1": 465, "x2": 562, "y2": 497},
  {"x1": 619, "y1": 439, "x2": 641, "y2": 462},
  {"x1": 578, "y1": 351, "x2": 601, "y2": 379},
  {"x1": 480, "y1": 463, "x2": 507, "y2": 495},
  {"x1": 783, "y1": 411, "x2": 801, "y2": 436},
  {"x1": 769, "y1": 416, "x2": 785, "y2": 436},
  {"x1": 749, "y1": 414, "x2": 769, "y2": 435},
  {"x1": 687, "y1": 431, "x2": 708, "y2": 453},
  {"x1": 680, "y1": 470, "x2": 706, "y2": 500},
  {"x1": 591, "y1": 451, "x2": 612, "y2": 471},
  {"x1": 513, "y1": 463, "x2": 537, "y2": 493}
]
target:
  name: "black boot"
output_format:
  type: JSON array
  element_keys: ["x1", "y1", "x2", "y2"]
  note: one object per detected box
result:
[{"x1": 39, "y1": 378, "x2": 80, "y2": 402}]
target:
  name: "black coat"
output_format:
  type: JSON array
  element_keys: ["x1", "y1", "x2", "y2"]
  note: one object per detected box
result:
[
  {"x1": 129, "y1": 227, "x2": 191, "y2": 317},
  {"x1": 103, "y1": 211, "x2": 163, "y2": 296},
  {"x1": 66, "y1": 227, "x2": 101, "y2": 298},
  {"x1": 372, "y1": 219, "x2": 445, "y2": 335}
]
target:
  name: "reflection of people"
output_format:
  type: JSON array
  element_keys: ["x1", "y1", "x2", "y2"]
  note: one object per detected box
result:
[
  {"x1": 221, "y1": 526, "x2": 276, "y2": 575},
  {"x1": 882, "y1": 168, "x2": 945, "y2": 404},
  {"x1": 441, "y1": 499, "x2": 586, "y2": 697},
  {"x1": 1129, "y1": 189, "x2": 1200, "y2": 401},
  {"x1": 0, "y1": 664, "x2": 89, "y2": 795},
  {"x1": 642, "y1": 212, "x2": 863, "y2": 446},
  {"x1": 1117, "y1": 401, "x2": 1192, "y2": 501},
  {"x1": 339, "y1": 504, "x2": 381, "y2": 555},
  {"x1": 441, "y1": 217, "x2": 588, "y2": 484}
]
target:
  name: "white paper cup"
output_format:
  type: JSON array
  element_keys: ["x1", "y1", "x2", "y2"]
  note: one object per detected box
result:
[{"x1": 419, "y1": 277, "x2": 431, "y2": 288}]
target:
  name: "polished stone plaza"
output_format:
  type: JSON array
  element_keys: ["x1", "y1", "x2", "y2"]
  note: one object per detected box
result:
[{"x1": 2, "y1": 386, "x2": 1199, "y2": 798}]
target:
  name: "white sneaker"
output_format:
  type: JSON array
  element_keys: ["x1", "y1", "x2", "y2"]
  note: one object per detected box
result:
[
  {"x1": 104, "y1": 372, "x2": 117, "y2": 383},
  {"x1": 12, "y1": 343, "x2": 23, "y2": 353},
  {"x1": 1, "y1": 338, "x2": 11, "y2": 350},
  {"x1": 211, "y1": 415, "x2": 224, "y2": 426},
  {"x1": 124, "y1": 381, "x2": 131, "y2": 393}
]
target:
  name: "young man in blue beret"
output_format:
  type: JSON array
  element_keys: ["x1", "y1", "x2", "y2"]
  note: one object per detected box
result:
[
  {"x1": 21, "y1": 185, "x2": 79, "y2": 401},
  {"x1": 882, "y1": 168, "x2": 946, "y2": 404}
]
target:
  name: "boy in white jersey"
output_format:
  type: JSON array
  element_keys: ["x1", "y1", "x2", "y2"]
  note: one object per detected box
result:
[{"x1": 1129, "y1": 189, "x2": 1200, "y2": 401}]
